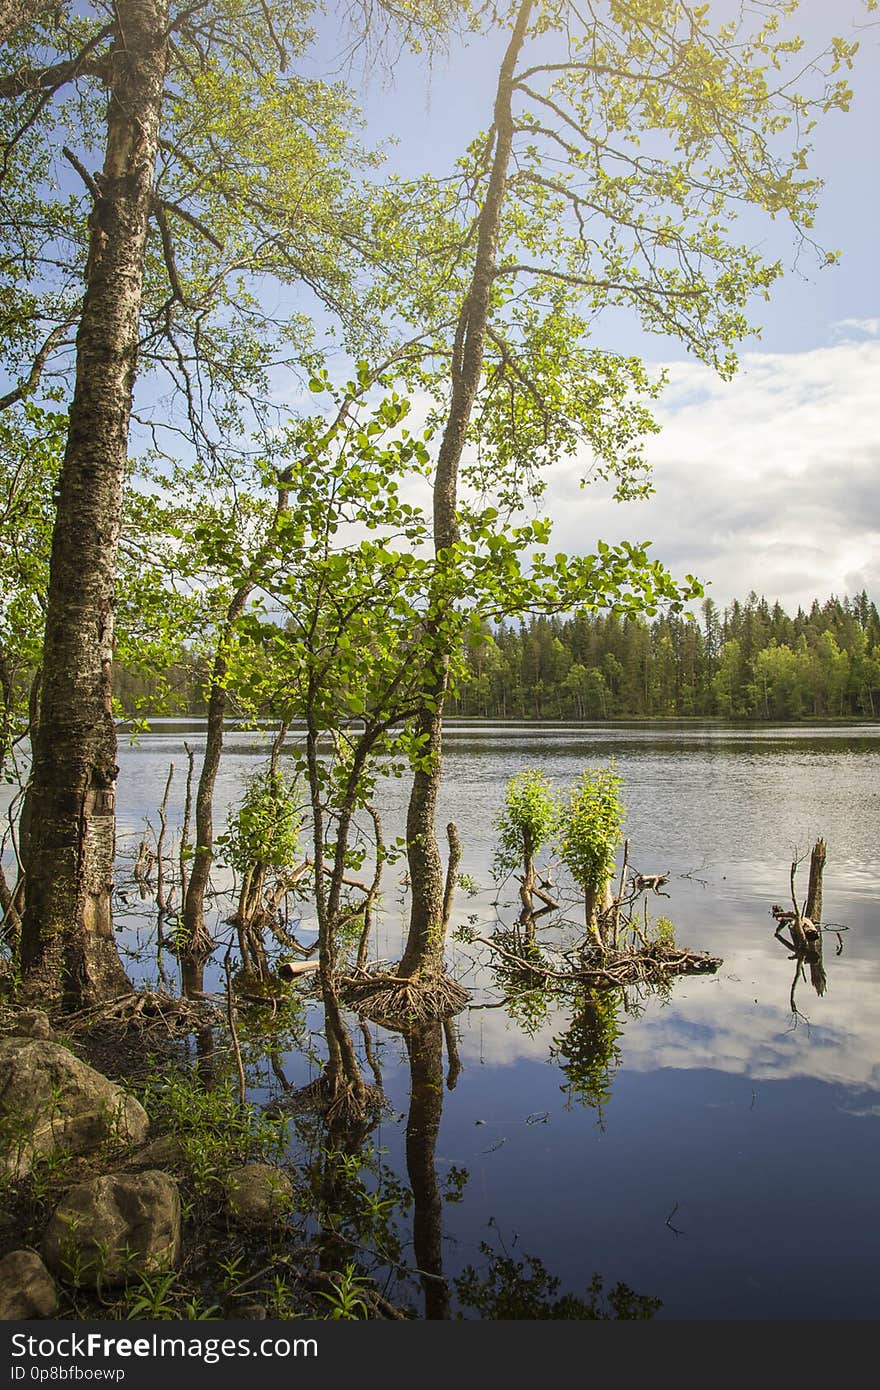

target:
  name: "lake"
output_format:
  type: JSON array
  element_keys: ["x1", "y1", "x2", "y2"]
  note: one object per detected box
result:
[{"x1": 104, "y1": 718, "x2": 880, "y2": 1320}]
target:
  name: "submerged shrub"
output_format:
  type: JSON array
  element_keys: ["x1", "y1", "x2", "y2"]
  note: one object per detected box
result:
[
  {"x1": 558, "y1": 762, "x2": 625, "y2": 901},
  {"x1": 218, "y1": 766, "x2": 303, "y2": 876},
  {"x1": 493, "y1": 768, "x2": 559, "y2": 880}
]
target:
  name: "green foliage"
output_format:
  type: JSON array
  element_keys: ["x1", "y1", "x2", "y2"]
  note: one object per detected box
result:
[
  {"x1": 652, "y1": 915, "x2": 676, "y2": 949},
  {"x1": 455, "y1": 1236, "x2": 661, "y2": 1319},
  {"x1": 493, "y1": 768, "x2": 559, "y2": 879},
  {"x1": 449, "y1": 593, "x2": 880, "y2": 721},
  {"x1": 0, "y1": 2, "x2": 440, "y2": 460},
  {"x1": 373, "y1": 0, "x2": 860, "y2": 504},
  {"x1": 217, "y1": 765, "x2": 303, "y2": 876},
  {"x1": 315, "y1": 1263, "x2": 371, "y2": 1320},
  {"x1": 503, "y1": 984, "x2": 552, "y2": 1037},
  {"x1": 138, "y1": 1066, "x2": 287, "y2": 1196},
  {"x1": 122, "y1": 1271, "x2": 220, "y2": 1321},
  {"x1": 558, "y1": 763, "x2": 625, "y2": 897}
]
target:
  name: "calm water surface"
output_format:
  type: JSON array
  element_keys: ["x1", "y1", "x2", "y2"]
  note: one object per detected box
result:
[{"x1": 105, "y1": 722, "x2": 880, "y2": 1317}]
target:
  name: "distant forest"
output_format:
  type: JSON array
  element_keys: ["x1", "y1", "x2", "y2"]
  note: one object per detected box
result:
[{"x1": 115, "y1": 591, "x2": 880, "y2": 723}]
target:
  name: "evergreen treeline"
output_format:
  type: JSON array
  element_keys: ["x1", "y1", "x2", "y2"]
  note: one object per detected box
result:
[
  {"x1": 449, "y1": 592, "x2": 880, "y2": 720},
  {"x1": 115, "y1": 591, "x2": 880, "y2": 723}
]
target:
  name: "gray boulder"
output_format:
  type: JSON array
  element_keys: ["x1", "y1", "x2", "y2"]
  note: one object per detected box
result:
[
  {"x1": 9, "y1": 1010, "x2": 55, "y2": 1041},
  {"x1": 0, "y1": 1037, "x2": 149, "y2": 1178},
  {"x1": 126, "y1": 1133, "x2": 186, "y2": 1172},
  {"x1": 42, "y1": 1170, "x2": 181, "y2": 1288},
  {"x1": 0, "y1": 1250, "x2": 59, "y2": 1320},
  {"x1": 224, "y1": 1163, "x2": 293, "y2": 1227}
]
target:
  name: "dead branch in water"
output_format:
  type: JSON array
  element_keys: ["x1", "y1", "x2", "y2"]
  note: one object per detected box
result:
[
  {"x1": 773, "y1": 839, "x2": 832, "y2": 1006},
  {"x1": 156, "y1": 763, "x2": 174, "y2": 922},
  {"x1": 471, "y1": 934, "x2": 720, "y2": 990}
]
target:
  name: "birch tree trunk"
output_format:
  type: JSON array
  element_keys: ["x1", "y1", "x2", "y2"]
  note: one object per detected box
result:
[{"x1": 20, "y1": 0, "x2": 169, "y2": 1006}]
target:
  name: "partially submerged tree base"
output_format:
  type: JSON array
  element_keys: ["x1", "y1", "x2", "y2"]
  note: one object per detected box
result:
[
  {"x1": 340, "y1": 968, "x2": 470, "y2": 1025},
  {"x1": 62, "y1": 987, "x2": 218, "y2": 1034},
  {"x1": 273, "y1": 1074, "x2": 384, "y2": 1130},
  {"x1": 47, "y1": 989, "x2": 220, "y2": 1084}
]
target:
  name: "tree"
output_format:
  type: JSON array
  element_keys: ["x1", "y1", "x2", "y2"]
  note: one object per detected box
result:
[
  {"x1": 493, "y1": 767, "x2": 559, "y2": 933},
  {"x1": 384, "y1": 0, "x2": 857, "y2": 985},
  {"x1": 19, "y1": 0, "x2": 170, "y2": 1004},
  {"x1": 222, "y1": 383, "x2": 468, "y2": 1096},
  {"x1": 2, "y1": 0, "x2": 460, "y2": 1005},
  {"x1": 712, "y1": 637, "x2": 746, "y2": 718},
  {"x1": 753, "y1": 641, "x2": 809, "y2": 719},
  {"x1": 558, "y1": 762, "x2": 625, "y2": 946}
]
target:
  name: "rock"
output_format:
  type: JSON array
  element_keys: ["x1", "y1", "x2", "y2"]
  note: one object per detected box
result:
[
  {"x1": 126, "y1": 1134, "x2": 186, "y2": 1171},
  {"x1": 0, "y1": 1038, "x2": 149, "y2": 1178},
  {"x1": 223, "y1": 1163, "x2": 293, "y2": 1228},
  {"x1": 10, "y1": 1010, "x2": 55, "y2": 1041},
  {"x1": 42, "y1": 1170, "x2": 181, "y2": 1288},
  {"x1": 0, "y1": 1250, "x2": 59, "y2": 1319}
]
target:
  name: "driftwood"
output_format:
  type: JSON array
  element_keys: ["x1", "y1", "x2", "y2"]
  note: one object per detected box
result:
[
  {"x1": 774, "y1": 839, "x2": 826, "y2": 952},
  {"x1": 805, "y1": 838, "x2": 826, "y2": 924},
  {"x1": 277, "y1": 959, "x2": 321, "y2": 979},
  {"x1": 133, "y1": 837, "x2": 154, "y2": 898},
  {"x1": 630, "y1": 871, "x2": 670, "y2": 897}
]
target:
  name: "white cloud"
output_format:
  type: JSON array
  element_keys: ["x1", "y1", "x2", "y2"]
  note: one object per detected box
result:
[
  {"x1": 256, "y1": 334, "x2": 880, "y2": 614},
  {"x1": 538, "y1": 338, "x2": 880, "y2": 610},
  {"x1": 831, "y1": 317, "x2": 880, "y2": 341},
  {"x1": 454, "y1": 938, "x2": 880, "y2": 1093}
]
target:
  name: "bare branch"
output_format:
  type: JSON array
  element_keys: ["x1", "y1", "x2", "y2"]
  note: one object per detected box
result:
[
  {"x1": 0, "y1": 26, "x2": 112, "y2": 100},
  {"x1": 0, "y1": 312, "x2": 78, "y2": 411},
  {"x1": 154, "y1": 199, "x2": 194, "y2": 308},
  {"x1": 157, "y1": 196, "x2": 224, "y2": 251},
  {"x1": 62, "y1": 144, "x2": 101, "y2": 200}
]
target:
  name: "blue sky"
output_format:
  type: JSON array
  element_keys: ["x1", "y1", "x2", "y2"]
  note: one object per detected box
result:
[{"x1": 310, "y1": 1, "x2": 880, "y2": 611}]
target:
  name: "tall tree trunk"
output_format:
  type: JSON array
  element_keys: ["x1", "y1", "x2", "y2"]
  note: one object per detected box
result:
[
  {"x1": 400, "y1": 0, "x2": 533, "y2": 978},
  {"x1": 20, "y1": 0, "x2": 169, "y2": 1006},
  {"x1": 400, "y1": 704, "x2": 446, "y2": 976}
]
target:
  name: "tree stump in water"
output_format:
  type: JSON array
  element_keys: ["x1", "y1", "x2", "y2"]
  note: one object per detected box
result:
[{"x1": 806, "y1": 838, "x2": 826, "y2": 925}]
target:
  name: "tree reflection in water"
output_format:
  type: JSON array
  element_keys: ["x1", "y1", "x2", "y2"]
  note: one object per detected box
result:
[
  {"x1": 288, "y1": 1001, "x2": 659, "y2": 1318},
  {"x1": 550, "y1": 989, "x2": 624, "y2": 1127},
  {"x1": 403, "y1": 1020, "x2": 453, "y2": 1318}
]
